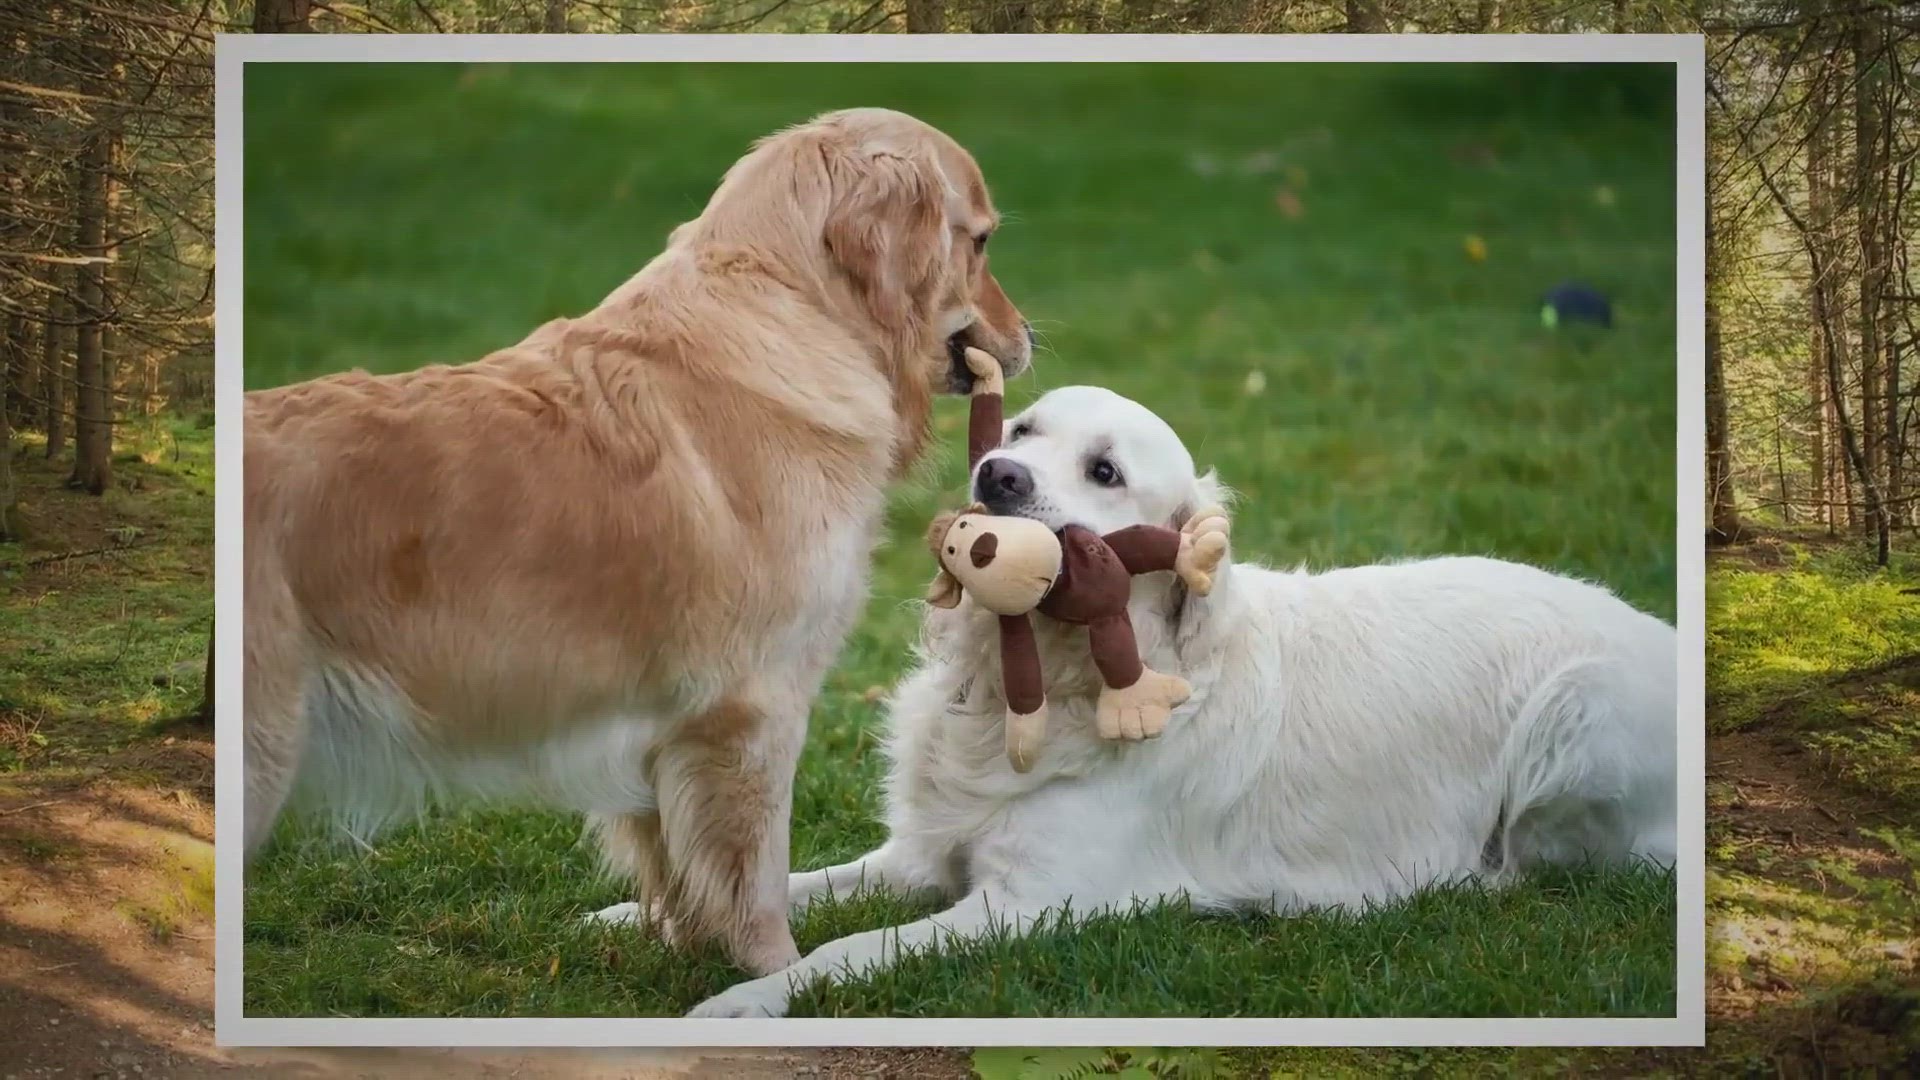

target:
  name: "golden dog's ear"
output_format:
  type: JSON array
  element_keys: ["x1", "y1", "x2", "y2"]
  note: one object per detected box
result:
[{"x1": 824, "y1": 148, "x2": 948, "y2": 329}]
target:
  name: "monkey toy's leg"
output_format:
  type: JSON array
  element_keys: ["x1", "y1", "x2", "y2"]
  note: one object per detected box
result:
[
  {"x1": 1087, "y1": 614, "x2": 1192, "y2": 742},
  {"x1": 999, "y1": 614, "x2": 1049, "y2": 772}
]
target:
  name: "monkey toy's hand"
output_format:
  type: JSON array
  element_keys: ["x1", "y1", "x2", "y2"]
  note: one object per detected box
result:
[
  {"x1": 964, "y1": 346, "x2": 1005, "y2": 398},
  {"x1": 1175, "y1": 507, "x2": 1230, "y2": 596}
]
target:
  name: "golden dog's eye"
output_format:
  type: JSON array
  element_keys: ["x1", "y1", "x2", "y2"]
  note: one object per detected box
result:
[{"x1": 973, "y1": 233, "x2": 989, "y2": 255}]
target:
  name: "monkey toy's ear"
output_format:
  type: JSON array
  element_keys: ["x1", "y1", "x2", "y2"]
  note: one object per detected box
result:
[
  {"x1": 925, "y1": 509, "x2": 966, "y2": 609},
  {"x1": 926, "y1": 509, "x2": 961, "y2": 558},
  {"x1": 926, "y1": 567, "x2": 964, "y2": 609}
]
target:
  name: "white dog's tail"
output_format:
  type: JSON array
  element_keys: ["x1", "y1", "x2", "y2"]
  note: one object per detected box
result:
[{"x1": 1491, "y1": 658, "x2": 1676, "y2": 878}]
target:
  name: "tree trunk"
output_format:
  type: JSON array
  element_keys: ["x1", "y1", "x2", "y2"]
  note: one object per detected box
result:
[
  {"x1": 1610, "y1": 0, "x2": 1628, "y2": 34},
  {"x1": 905, "y1": 0, "x2": 944, "y2": 32},
  {"x1": 1888, "y1": 334, "x2": 1904, "y2": 531},
  {"x1": 1824, "y1": 302, "x2": 1890, "y2": 564},
  {"x1": 2, "y1": 95, "x2": 29, "y2": 433},
  {"x1": 1807, "y1": 93, "x2": 1830, "y2": 529},
  {"x1": 1705, "y1": 210, "x2": 1744, "y2": 544},
  {"x1": 43, "y1": 294, "x2": 66, "y2": 458},
  {"x1": 1854, "y1": 20, "x2": 1885, "y2": 524},
  {"x1": 1345, "y1": 0, "x2": 1388, "y2": 32},
  {"x1": 1704, "y1": 314, "x2": 1742, "y2": 542},
  {"x1": 1840, "y1": 415, "x2": 1856, "y2": 530},
  {"x1": 1805, "y1": 196, "x2": 1891, "y2": 564},
  {"x1": 543, "y1": 0, "x2": 567, "y2": 32},
  {"x1": 1474, "y1": 0, "x2": 1499, "y2": 31},
  {"x1": 1810, "y1": 318, "x2": 1829, "y2": 528},
  {"x1": 1878, "y1": 77, "x2": 1903, "y2": 529},
  {"x1": 252, "y1": 0, "x2": 311, "y2": 32},
  {"x1": 1774, "y1": 404, "x2": 1792, "y2": 525},
  {"x1": 70, "y1": 126, "x2": 113, "y2": 495}
]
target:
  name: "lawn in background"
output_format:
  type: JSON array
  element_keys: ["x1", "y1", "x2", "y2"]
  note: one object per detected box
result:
[{"x1": 242, "y1": 62, "x2": 1678, "y2": 1017}]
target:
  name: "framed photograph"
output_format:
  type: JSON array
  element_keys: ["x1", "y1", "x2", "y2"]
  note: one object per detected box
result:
[{"x1": 217, "y1": 33, "x2": 1704, "y2": 1046}]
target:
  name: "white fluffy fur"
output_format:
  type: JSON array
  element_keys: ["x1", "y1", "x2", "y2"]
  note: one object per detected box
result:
[{"x1": 670, "y1": 386, "x2": 1677, "y2": 1017}]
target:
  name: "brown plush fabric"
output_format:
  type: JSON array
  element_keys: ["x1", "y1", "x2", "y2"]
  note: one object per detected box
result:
[
  {"x1": 999, "y1": 613, "x2": 1045, "y2": 715},
  {"x1": 1032, "y1": 524, "x2": 1173, "y2": 692},
  {"x1": 1085, "y1": 613, "x2": 1145, "y2": 690},
  {"x1": 968, "y1": 390, "x2": 1003, "y2": 470},
  {"x1": 969, "y1": 531, "x2": 999, "y2": 568},
  {"x1": 1102, "y1": 524, "x2": 1182, "y2": 576},
  {"x1": 1037, "y1": 525, "x2": 1132, "y2": 624}
]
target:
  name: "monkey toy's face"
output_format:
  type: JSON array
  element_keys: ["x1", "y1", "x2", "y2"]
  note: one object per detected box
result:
[{"x1": 925, "y1": 508, "x2": 1062, "y2": 616}]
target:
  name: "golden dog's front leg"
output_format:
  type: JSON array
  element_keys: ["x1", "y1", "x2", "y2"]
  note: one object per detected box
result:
[
  {"x1": 585, "y1": 810, "x2": 680, "y2": 943},
  {"x1": 648, "y1": 697, "x2": 805, "y2": 977}
]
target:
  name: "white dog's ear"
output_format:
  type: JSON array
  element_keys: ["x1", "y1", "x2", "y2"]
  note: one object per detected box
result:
[{"x1": 1171, "y1": 469, "x2": 1236, "y2": 528}]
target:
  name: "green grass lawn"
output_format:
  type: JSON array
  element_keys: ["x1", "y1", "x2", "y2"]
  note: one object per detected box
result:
[
  {"x1": 241, "y1": 62, "x2": 1678, "y2": 1018},
  {"x1": 1706, "y1": 534, "x2": 1920, "y2": 808},
  {"x1": 1, "y1": 419, "x2": 215, "y2": 774}
]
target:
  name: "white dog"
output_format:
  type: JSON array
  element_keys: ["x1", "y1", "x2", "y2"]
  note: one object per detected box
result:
[{"x1": 666, "y1": 385, "x2": 1677, "y2": 1017}]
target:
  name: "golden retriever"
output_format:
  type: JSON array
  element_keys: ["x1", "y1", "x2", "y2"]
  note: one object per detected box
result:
[{"x1": 243, "y1": 107, "x2": 1030, "y2": 976}]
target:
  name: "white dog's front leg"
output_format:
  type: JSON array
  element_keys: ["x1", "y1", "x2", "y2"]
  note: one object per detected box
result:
[
  {"x1": 685, "y1": 887, "x2": 1053, "y2": 1018},
  {"x1": 787, "y1": 839, "x2": 955, "y2": 914}
]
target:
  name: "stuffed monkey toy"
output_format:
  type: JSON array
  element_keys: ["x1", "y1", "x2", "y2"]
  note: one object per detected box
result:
[{"x1": 927, "y1": 349, "x2": 1229, "y2": 772}]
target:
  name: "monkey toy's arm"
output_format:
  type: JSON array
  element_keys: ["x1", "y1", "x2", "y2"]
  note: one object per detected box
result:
[
  {"x1": 1103, "y1": 513, "x2": 1232, "y2": 597},
  {"x1": 998, "y1": 613, "x2": 1047, "y2": 773}
]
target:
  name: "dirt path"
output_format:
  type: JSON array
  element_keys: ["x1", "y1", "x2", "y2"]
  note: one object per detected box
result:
[
  {"x1": 1696, "y1": 723, "x2": 1918, "y2": 1071},
  {"x1": 0, "y1": 735, "x2": 973, "y2": 1079}
]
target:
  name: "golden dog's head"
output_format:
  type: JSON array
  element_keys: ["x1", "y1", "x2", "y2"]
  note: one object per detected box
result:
[{"x1": 687, "y1": 107, "x2": 1032, "y2": 396}]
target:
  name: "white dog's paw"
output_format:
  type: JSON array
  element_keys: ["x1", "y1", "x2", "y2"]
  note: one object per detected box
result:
[
  {"x1": 584, "y1": 901, "x2": 645, "y2": 927},
  {"x1": 585, "y1": 898, "x2": 685, "y2": 945},
  {"x1": 686, "y1": 976, "x2": 791, "y2": 1019}
]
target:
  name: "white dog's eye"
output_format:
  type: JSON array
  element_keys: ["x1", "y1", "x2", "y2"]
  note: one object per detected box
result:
[
  {"x1": 1009, "y1": 423, "x2": 1032, "y2": 440},
  {"x1": 1088, "y1": 458, "x2": 1123, "y2": 487}
]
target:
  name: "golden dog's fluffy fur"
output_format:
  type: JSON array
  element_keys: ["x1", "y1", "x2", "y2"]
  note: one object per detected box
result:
[{"x1": 243, "y1": 108, "x2": 1029, "y2": 975}]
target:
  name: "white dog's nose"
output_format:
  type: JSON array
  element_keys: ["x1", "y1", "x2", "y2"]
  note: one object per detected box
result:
[{"x1": 976, "y1": 457, "x2": 1034, "y2": 512}]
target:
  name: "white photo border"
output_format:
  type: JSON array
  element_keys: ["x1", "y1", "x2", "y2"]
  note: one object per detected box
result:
[{"x1": 214, "y1": 31, "x2": 1707, "y2": 1048}]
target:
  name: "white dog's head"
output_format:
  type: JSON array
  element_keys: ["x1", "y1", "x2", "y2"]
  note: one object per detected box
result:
[{"x1": 972, "y1": 386, "x2": 1225, "y2": 535}]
